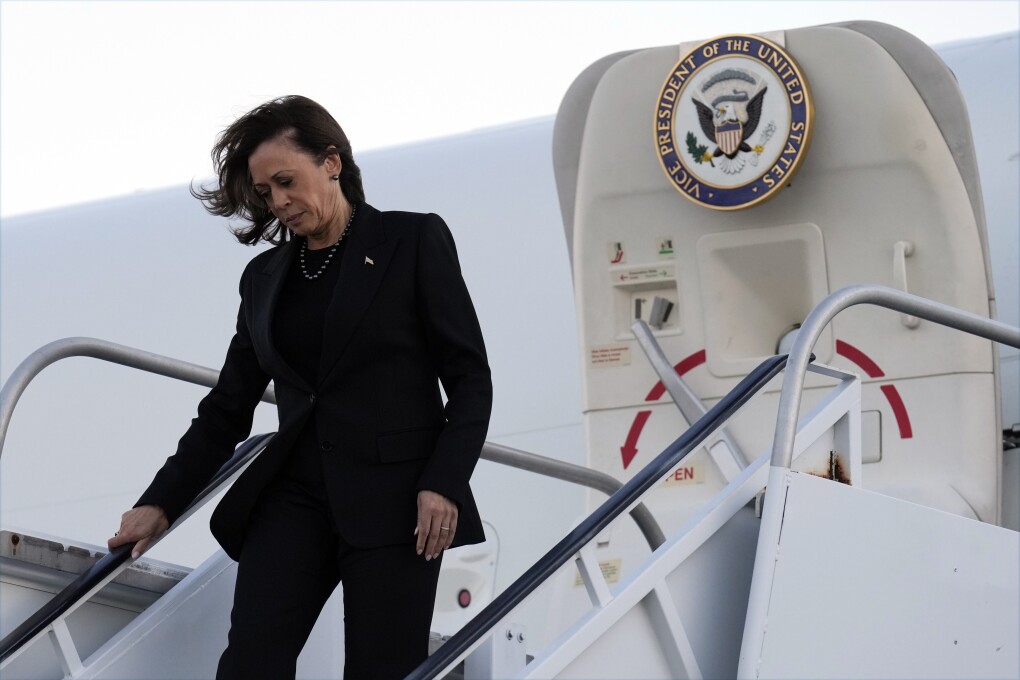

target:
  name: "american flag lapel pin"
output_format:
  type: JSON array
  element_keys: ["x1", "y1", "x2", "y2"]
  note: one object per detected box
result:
[{"x1": 365, "y1": 256, "x2": 375, "y2": 266}]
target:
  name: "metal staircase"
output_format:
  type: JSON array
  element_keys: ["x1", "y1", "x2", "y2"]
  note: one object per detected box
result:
[{"x1": 411, "y1": 286, "x2": 1020, "y2": 680}]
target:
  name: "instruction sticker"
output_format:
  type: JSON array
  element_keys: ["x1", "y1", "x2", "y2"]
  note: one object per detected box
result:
[
  {"x1": 574, "y1": 559, "x2": 622, "y2": 586},
  {"x1": 614, "y1": 266, "x2": 675, "y2": 283},
  {"x1": 590, "y1": 345, "x2": 631, "y2": 368}
]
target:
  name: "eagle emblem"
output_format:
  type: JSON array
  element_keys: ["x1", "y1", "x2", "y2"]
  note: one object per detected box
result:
[
  {"x1": 692, "y1": 68, "x2": 767, "y2": 174},
  {"x1": 654, "y1": 34, "x2": 813, "y2": 210}
]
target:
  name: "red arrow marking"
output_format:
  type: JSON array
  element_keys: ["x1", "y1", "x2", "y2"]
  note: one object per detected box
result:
[
  {"x1": 836, "y1": 339, "x2": 912, "y2": 439},
  {"x1": 622, "y1": 410, "x2": 652, "y2": 469},
  {"x1": 621, "y1": 349, "x2": 707, "y2": 469},
  {"x1": 645, "y1": 350, "x2": 707, "y2": 402}
]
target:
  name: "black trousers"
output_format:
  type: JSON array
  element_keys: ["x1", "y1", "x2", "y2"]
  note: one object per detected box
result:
[{"x1": 215, "y1": 480, "x2": 443, "y2": 679}]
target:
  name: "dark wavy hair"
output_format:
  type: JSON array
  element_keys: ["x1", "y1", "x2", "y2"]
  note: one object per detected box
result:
[{"x1": 192, "y1": 95, "x2": 365, "y2": 245}]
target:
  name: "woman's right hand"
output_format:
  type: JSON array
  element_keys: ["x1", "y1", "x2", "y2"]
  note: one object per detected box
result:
[{"x1": 108, "y1": 505, "x2": 169, "y2": 559}]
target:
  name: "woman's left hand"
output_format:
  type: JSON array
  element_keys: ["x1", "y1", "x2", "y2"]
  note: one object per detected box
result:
[{"x1": 416, "y1": 490, "x2": 458, "y2": 560}]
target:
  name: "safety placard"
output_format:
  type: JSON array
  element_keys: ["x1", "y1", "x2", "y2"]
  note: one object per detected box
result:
[
  {"x1": 590, "y1": 344, "x2": 631, "y2": 368},
  {"x1": 574, "y1": 559, "x2": 622, "y2": 586},
  {"x1": 613, "y1": 266, "x2": 675, "y2": 283}
]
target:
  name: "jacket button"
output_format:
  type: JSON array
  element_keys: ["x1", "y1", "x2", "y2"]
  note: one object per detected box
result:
[{"x1": 320, "y1": 441, "x2": 333, "y2": 452}]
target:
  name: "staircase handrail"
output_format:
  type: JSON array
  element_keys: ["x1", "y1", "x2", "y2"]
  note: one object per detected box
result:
[
  {"x1": 0, "y1": 337, "x2": 665, "y2": 549},
  {"x1": 772, "y1": 284, "x2": 1020, "y2": 469},
  {"x1": 480, "y1": 442, "x2": 665, "y2": 549},
  {"x1": 0, "y1": 337, "x2": 667, "y2": 664},
  {"x1": 407, "y1": 353, "x2": 791, "y2": 680},
  {"x1": 0, "y1": 336, "x2": 278, "y2": 458},
  {"x1": 0, "y1": 432, "x2": 274, "y2": 664}
]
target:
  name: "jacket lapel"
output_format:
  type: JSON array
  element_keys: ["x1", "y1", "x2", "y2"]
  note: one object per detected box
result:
[
  {"x1": 317, "y1": 203, "x2": 396, "y2": 385},
  {"x1": 251, "y1": 238, "x2": 313, "y2": 393}
]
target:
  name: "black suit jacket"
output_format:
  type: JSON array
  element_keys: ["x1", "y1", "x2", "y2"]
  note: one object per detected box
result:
[{"x1": 137, "y1": 204, "x2": 492, "y2": 560}]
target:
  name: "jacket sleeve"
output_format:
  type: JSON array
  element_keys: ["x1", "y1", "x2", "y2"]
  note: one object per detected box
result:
[
  {"x1": 135, "y1": 263, "x2": 272, "y2": 524},
  {"x1": 413, "y1": 213, "x2": 492, "y2": 507}
]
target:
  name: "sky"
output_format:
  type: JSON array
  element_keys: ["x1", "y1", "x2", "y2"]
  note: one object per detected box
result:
[{"x1": 1, "y1": 0, "x2": 1018, "y2": 218}]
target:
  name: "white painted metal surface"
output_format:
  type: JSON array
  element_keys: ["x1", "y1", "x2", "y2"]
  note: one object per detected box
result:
[
  {"x1": 738, "y1": 470, "x2": 1020, "y2": 679},
  {"x1": 463, "y1": 622, "x2": 527, "y2": 680}
]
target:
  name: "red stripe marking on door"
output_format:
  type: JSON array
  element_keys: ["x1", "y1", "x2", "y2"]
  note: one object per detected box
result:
[
  {"x1": 836, "y1": 339, "x2": 913, "y2": 439},
  {"x1": 880, "y1": 385, "x2": 913, "y2": 439},
  {"x1": 835, "y1": 340, "x2": 885, "y2": 378}
]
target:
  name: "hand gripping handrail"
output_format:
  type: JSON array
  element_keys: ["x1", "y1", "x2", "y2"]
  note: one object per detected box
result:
[
  {"x1": 772, "y1": 285, "x2": 1020, "y2": 469},
  {"x1": 0, "y1": 336, "x2": 277, "y2": 459},
  {"x1": 0, "y1": 432, "x2": 275, "y2": 665},
  {"x1": 407, "y1": 353, "x2": 791, "y2": 680}
]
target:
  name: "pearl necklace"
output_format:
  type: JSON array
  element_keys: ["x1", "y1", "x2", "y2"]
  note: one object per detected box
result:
[{"x1": 298, "y1": 205, "x2": 357, "y2": 281}]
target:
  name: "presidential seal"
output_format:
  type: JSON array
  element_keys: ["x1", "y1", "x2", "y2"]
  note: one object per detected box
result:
[{"x1": 655, "y1": 35, "x2": 813, "y2": 210}]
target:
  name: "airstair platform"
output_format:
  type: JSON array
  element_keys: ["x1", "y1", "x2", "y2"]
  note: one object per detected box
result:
[{"x1": 739, "y1": 469, "x2": 1019, "y2": 679}]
